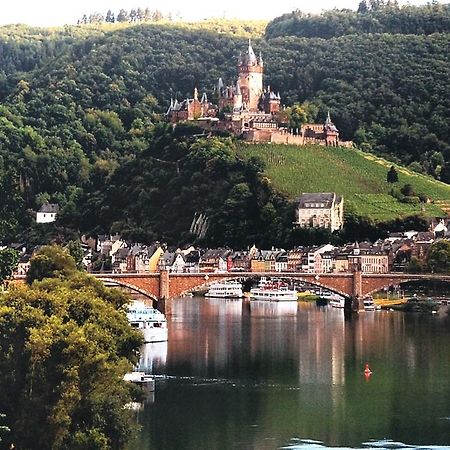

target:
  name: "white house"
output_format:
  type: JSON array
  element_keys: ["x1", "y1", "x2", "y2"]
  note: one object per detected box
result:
[
  {"x1": 294, "y1": 193, "x2": 344, "y2": 232},
  {"x1": 36, "y1": 203, "x2": 59, "y2": 223}
]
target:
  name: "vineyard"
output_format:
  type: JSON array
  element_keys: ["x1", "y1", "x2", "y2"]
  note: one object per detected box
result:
[{"x1": 238, "y1": 143, "x2": 450, "y2": 221}]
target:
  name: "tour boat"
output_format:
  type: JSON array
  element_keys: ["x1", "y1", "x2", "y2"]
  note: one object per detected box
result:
[
  {"x1": 250, "y1": 277, "x2": 297, "y2": 302},
  {"x1": 205, "y1": 281, "x2": 244, "y2": 298},
  {"x1": 127, "y1": 300, "x2": 168, "y2": 343}
]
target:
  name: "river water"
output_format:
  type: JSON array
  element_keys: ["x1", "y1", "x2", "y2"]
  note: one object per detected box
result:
[{"x1": 129, "y1": 297, "x2": 450, "y2": 450}]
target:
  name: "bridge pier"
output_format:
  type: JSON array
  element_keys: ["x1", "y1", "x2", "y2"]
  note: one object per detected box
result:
[
  {"x1": 349, "y1": 270, "x2": 364, "y2": 312},
  {"x1": 158, "y1": 270, "x2": 172, "y2": 316},
  {"x1": 345, "y1": 296, "x2": 364, "y2": 313}
]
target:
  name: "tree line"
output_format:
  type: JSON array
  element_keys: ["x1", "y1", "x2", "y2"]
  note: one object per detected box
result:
[{"x1": 77, "y1": 7, "x2": 173, "y2": 25}]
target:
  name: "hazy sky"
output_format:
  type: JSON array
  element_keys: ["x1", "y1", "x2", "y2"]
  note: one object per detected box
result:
[{"x1": 0, "y1": 0, "x2": 441, "y2": 26}]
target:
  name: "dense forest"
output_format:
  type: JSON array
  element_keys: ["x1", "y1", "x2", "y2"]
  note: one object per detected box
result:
[
  {"x1": 0, "y1": 4, "x2": 449, "y2": 247},
  {"x1": 265, "y1": 2, "x2": 450, "y2": 38}
]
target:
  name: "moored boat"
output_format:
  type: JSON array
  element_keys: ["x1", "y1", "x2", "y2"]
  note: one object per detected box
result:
[
  {"x1": 329, "y1": 295, "x2": 346, "y2": 308},
  {"x1": 363, "y1": 296, "x2": 376, "y2": 311},
  {"x1": 205, "y1": 281, "x2": 244, "y2": 298},
  {"x1": 127, "y1": 300, "x2": 168, "y2": 343},
  {"x1": 250, "y1": 277, "x2": 297, "y2": 302}
]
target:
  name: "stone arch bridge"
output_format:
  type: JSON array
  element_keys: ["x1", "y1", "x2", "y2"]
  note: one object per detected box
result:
[{"x1": 93, "y1": 271, "x2": 450, "y2": 314}]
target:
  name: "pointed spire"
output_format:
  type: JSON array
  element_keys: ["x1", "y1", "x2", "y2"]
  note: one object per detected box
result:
[
  {"x1": 201, "y1": 92, "x2": 208, "y2": 103},
  {"x1": 326, "y1": 110, "x2": 332, "y2": 124},
  {"x1": 247, "y1": 38, "x2": 257, "y2": 65},
  {"x1": 258, "y1": 51, "x2": 263, "y2": 66},
  {"x1": 193, "y1": 87, "x2": 198, "y2": 100}
]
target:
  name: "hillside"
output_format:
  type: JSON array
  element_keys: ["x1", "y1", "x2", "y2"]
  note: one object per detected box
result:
[
  {"x1": 0, "y1": 9, "x2": 448, "y2": 172},
  {"x1": 0, "y1": 7, "x2": 449, "y2": 247},
  {"x1": 239, "y1": 144, "x2": 450, "y2": 221}
]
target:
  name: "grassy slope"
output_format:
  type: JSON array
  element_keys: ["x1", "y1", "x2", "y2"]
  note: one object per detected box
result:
[{"x1": 238, "y1": 144, "x2": 450, "y2": 221}]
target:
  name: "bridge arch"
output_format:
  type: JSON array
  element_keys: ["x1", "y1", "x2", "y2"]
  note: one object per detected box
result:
[
  {"x1": 100, "y1": 278, "x2": 158, "y2": 303},
  {"x1": 288, "y1": 277, "x2": 351, "y2": 298},
  {"x1": 364, "y1": 276, "x2": 450, "y2": 297},
  {"x1": 173, "y1": 274, "x2": 352, "y2": 299}
]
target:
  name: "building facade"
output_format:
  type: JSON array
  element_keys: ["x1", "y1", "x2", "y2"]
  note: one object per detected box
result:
[{"x1": 294, "y1": 193, "x2": 344, "y2": 232}]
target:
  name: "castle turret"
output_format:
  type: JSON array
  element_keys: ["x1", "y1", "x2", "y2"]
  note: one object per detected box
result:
[
  {"x1": 233, "y1": 79, "x2": 243, "y2": 112},
  {"x1": 238, "y1": 39, "x2": 263, "y2": 112},
  {"x1": 217, "y1": 78, "x2": 224, "y2": 96}
]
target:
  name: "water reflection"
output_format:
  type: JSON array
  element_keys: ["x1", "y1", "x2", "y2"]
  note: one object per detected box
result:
[
  {"x1": 283, "y1": 437, "x2": 450, "y2": 449},
  {"x1": 130, "y1": 297, "x2": 450, "y2": 450},
  {"x1": 136, "y1": 342, "x2": 168, "y2": 372}
]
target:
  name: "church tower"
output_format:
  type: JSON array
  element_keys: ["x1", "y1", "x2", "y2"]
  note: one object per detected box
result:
[{"x1": 238, "y1": 39, "x2": 263, "y2": 112}]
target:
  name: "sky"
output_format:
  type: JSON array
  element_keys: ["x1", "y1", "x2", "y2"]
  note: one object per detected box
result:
[{"x1": 0, "y1": 0, "x2": 442, "y2": 26}]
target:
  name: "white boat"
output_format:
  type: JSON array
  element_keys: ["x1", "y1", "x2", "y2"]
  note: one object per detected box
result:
[
  {"x1": 250, "y1": 277, "x2": 297, "y2": 302},
  {"x1": 123, "y1": 372, "x2": 155, "y2": 391},
  {"x1": 363, "y1": 296, "x2": 376, "y2": 311},
  {"x1": 205, "y1": 281, "x2": 244, "y2": 298},
  {"x1": 329, "y1": 295, "x2": 346, "y2": 308},
  {"x1": 127, "y1": 300, "x2": 168, "y2": 343}
]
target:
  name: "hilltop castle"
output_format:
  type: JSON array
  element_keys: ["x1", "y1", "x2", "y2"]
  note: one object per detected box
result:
[{"x1": 167, "y1": 40, "x2": 343, "y2": 147}]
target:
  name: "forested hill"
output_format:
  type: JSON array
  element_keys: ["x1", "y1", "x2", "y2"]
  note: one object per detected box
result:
[
  {"x1": 0, "y1": 7, "x2": 449, "y2": 247},
  {"x1": 0, "y1": 5, "x2": 448, "y2": 173},
  {"x1": 265, "y1": 2, "x2": 450, "y2": 39}
]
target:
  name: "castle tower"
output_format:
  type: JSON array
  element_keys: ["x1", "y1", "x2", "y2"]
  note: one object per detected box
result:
[
  {"x1": 238, "y1": 39, "x2": 263, "y2": 112},
  {"x1": 324, "y1": 111, "x2": 339, "y2": 146}
]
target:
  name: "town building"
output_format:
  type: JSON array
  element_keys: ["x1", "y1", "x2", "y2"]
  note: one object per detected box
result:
[
  {"x1": 347, "y1": 243, "x2": 389, "y2": 274},
  {"x1": 158, "y1": 251, "x2": 186, "y2": 273},
  {"x1": 199, "y1": 249, "x2": 231, "y2": 272},
  {"x1": 166, "y1": 41, "x2": 345, "y2": 147},
  {"x1": 287, "y1": 247, "x2": 304, "y2": 272},
  {"x1": 294, "y1": 193, "x2": 344, "y2": 232}
]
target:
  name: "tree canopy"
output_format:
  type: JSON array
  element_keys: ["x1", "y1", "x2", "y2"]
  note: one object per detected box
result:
[
  {"x1": 0, "y1": 248, "x2": 19, "y2": 285},
  {"x1": 427, "y1": 240, "x2": 450, "y2": 273},
  {"x1": 0, "y1": 252, "x2": 143, "y2": 449}
]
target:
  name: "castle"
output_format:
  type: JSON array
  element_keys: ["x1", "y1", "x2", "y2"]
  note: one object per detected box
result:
[{"x1": 167, "y1": 40, "x2": 342, "y2": 146}]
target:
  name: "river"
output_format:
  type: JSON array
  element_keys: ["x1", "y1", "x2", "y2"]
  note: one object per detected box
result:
[{"x1": 129, "y1": 297, "x2": 450, "y2": 450}]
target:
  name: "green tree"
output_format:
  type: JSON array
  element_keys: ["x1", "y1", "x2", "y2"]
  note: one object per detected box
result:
[
  {"x1": 387, "y1": 165, "x2": 398, "y2": 183},
  {"x1": 400, "y1": 183, "x2": 415, "y2": 197},
  {"x1": 0, "y1": 248, "x2": 19, "y2": 286},
  {"x1": 26, "y1": 245, "x2": 77, "y2": 284},
  {"x1": 283, "y1": 103, "x2": 308, "y2": 132},
  {"x1": 116, "y1": 9, "x2": 129, "y2": 22},
  {"x1": 0, "y1": 273, "x2": 143, "y2": 449},
  {"x1": 66, "y1": 240, "x2": 85, "y2": 271},
  {"x1": 427, "y1": 240, "x2": 450, "y2": 273},
  {"x1": 406, "y1": 256, "x2": 424, "y2": 273}
]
